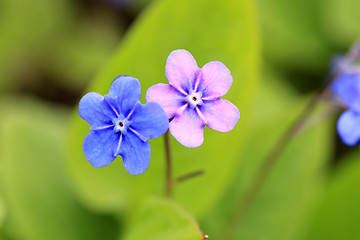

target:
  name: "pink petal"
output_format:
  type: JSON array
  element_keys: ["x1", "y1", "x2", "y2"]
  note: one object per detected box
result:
[
  {"x1": 200, "y1": 61, "x2": 233, "y2": 98},
  {"x1": 201, "y1": 99, "x2": 240, "y2": 132},
  {"x1": 145, "y1": 83, "x2": 185, "y2": 119},
  {"x1": 165, "y1": 49, "x2": 199, "y2": 94},
  {"x1": 169, "y1": 108, "x2": 205, "y2": 148}
]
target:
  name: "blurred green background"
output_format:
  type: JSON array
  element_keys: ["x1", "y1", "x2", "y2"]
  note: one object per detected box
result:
[{"x1": 0, "y1": 0, "x2": 359, "y2": 239}]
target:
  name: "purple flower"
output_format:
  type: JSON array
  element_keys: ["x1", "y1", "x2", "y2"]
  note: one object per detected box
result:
[
  {"x1": 79, "y1": 75, "x2": 169, "y2": 175},
  {"x1": 337, "y1": 76, "x2": 360, "y2": 146},
  {"x1": 146, "y1": 49, "x2": 240, "y2": 148}
]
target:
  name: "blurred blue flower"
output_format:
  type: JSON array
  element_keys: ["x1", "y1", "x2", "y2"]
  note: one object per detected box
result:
[
  {"x1": 329, "y1": 39, "x2": 360, "y2": 146},
  {"x1": 337, "y1": 76, "x2": 360, "y2": 146},
  {"x1": 330, "y1": 73, "x2": 359, "y2": 100},
  {"x1": 330, "y1": 39, "x2": 360, "y2": 99},
  {"x1": 79, "y1": 75, "x2": 169, "y2": 175}
]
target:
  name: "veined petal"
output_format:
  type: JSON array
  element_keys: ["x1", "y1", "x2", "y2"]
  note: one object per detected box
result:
[
  {"x1": 120, "y1": 132, "x2": 151, "y2": 175},
  {"x1": 341, "y1": 75, "x2": 360, "y2": 112},
  {"x1": 79, "y1": 92, "x2": 115, "y2": 127},
  {"x1": 200, "y1": 61, "x2": 233, "y2": 98},
  {"x1": 106, "y1": 75, "x2": 141, "y2": 117},
  {"x1": 337, "y1": 110, "x2": 360, "y2": 146},
  {"x1": 169, "y1": 108, "x2": 205, "y2": 148},
  {"x1": 145, "y1": 83, "x2": 185, "y2": 119},
  {"x1": 201, "y1": 99, "x2": 240, "y2": 132},
  {"x1": 165, "y1": 49, "x2": 199, "y2": 94},
  {"x1": 130, "y1": 102, "x2": 169, "y2": 141},
  {"x1": 82, "y1": 130, "x2": 119, "y2": 168}
]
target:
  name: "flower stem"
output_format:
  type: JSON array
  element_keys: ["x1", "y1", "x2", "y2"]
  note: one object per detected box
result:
[
  {"x1": 175, "y1": 170, "x2": 205, "y2": 184},
  {"x1": 223, "y1": 73, "x2": 338, "y2": 238},
  {"x1": 164, "y1": 131, "x2": 173, "y2": 198}
]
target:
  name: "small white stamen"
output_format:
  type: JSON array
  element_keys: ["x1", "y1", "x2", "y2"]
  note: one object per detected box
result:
[
  {"x1": 90, "y1": 124, "x2": 115, "y2": 131},
  {"x1": 173, "y1": 85, "x2": 188, "y2": 96},
  {"x1": 114, "y1": 134, "x2": 123, "y2": 157},
  {"x1": 126, "y1": 103, "x2": 138, "y2": 120},
  {"x1": 129, "y1": 127, "x2": 147, "y2": 142},
  {"x1": 194, "y1": 72, "x2": 201, "y2": 92},
  {"x1": 201, "y1": 96, "x2": 218, "y2": 101},
  {"x1": 176, "y1": 103, "x2": 189, "y2": 116},
  {"x1": 196, "y1": 107, "x2": 207, "y2": 124}
]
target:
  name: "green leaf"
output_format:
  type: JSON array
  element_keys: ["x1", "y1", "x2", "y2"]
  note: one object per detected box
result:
[
  {"x1": 0, "y1": 196, "x2": 5, "y2": 230},
  {"x1": 0, "y1": 0, "x2": 71, "y2": 91},
  {"x1": 0, "y1": 97, "x2": 117, "y2": 240},
  {"x1": 123, "y1": 197, "x2": 202, "y2": 240},
  {"x1": 259, "y1": 0, "x2": 330, "y2": 72},
  {"x1": 67, "y1": 0, "x2": 260, "y2": 217},
  {"x1": 320, "y1": 0, "x2": 360, "y2": 47},
  {"x1": 43, "y1": 9, "x2": 123, "y2": 90},
  {"x1": 304, "y1": 151, "x2": 360, "y2": 240},
  {"x1": 199, "y1": 68, "x2": 334, "y2": 239}
]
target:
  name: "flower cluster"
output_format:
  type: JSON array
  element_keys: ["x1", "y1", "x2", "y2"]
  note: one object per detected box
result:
[
  {"x1": 79, "y1": 50, "x2": 240, "y2": 174},
  {"x1": 331, "y1": 40, "x2": 360, "y2": 146}
]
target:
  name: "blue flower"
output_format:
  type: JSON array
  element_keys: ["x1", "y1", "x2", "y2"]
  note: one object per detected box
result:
[
  {"x1": 330, "y1": 40, "x2": 360, "y2": 99},
  {"x1": 330, "y1": 73, "x2": 360, "y2": 101},
  {"x1": 337, "y1": 76, "x2": 360, "y2": 146},
  {"x1": 79, "y1": 75, "x2": 169, "y2": 175}
]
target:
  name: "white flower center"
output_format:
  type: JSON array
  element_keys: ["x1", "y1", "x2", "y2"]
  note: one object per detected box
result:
[
  {"x1": 113, "y1": 118, "x2": 130, "y2": 134},
  {"x1": 187, "y1": 92, "x2": 203, "y2": 108}
]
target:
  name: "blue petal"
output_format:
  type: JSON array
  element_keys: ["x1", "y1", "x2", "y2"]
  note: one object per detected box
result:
[
  {"x1": 129, "y1": 102, "x2": 169, "y2": 141},
  {"x1": 330, "y1": 73, "x2": 353, "y2": 98},
  {"x1": 337, "y1": 110, "x2": 360, "y2": 146},
  {"x1": 106, "y1": 75, "x2": 141, "y2": 118},
  {"x1": 120, "y1": 131, "x2": 151, "y2": 175},
  {"x1": 79, "y1": 92, "x2": 116, "y2": 127},
  {"x1": 82, "y1": 129, "x2": 119, "y2": 168},
  {"x1": 340, "y1": 75, "x2": 360, "y2": 112}
]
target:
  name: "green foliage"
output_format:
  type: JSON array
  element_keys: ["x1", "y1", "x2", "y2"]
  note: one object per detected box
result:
[
  {"x1": 305, "y1": 152, "x2": 360, "y2": 240},
  {"x1": 0, "y1": 196, "x2": 5, "y2": 230},
  {"x1": 123, "y1": 197, "x2": 202, "y2": 240},
  {"x1": 44, "y1": 10, "x2": 122, "y2": 90},
  {"x1": 259, "y1": 0, "x2": 331, "y2": 72},
  {"x1": 67, "y1": 0, "x2": 260, "y2": 218},
  {"x1": 0, "y1": 0, "x2": 121, "y2": 92},
  {"x1": 200, "y1": 68, "x2": 333, "y2": 239},
  {"x1": 0, "y1": 97, "x2": 118, "y2": 240},
  {"x1": 320, "y1": 0, "x2": 360, "y2": 47},
  {"x1": 0, "y1": 0, "x2": 71, "y2": 91}
]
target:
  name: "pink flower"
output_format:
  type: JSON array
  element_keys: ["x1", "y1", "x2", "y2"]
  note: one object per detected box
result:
[{"x1": 146, "y1": 49, "x2": 240, "y2": 148}]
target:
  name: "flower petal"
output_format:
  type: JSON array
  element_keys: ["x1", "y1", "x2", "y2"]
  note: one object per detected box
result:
[
  {"x1": 169, "y1": 107, "x2": 204, "y2": 148},
  {"x1": 165, "y1": 49, "x2": 199, "y2": 94},
  {"x1": 107, "y1": 75, "x2": 141, "y2": 117},
  {"x1": 129, "y1": 102, "x2": 169, "y2": 141},
  {"x1": 201, "y1": 99, "x2": 240, "y2": 132},
  {"x1": 330, "y1": 73, "x2": 354, "y2": 99},
  {"x1": 340, "y1": 75, "x2": 360, "y2": 112},
  {"x1": 82, "y1": 130, "x2": 119, "y2": 168},
  {"x1": 145, "y1": 83, "x2": 185, "y2": 119},
  {"x1": 200, "y1": 61, "x2": 233, "y2": 98},
  {"x1": 337, "y1": 110, "x2": 360, "y2": 146},
  {"x1": 79, "y1": 92, "x2": 115, "y2": 127},
  {"x1": 120, "y1": 132, "x2": 151, "y2": 175}
]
